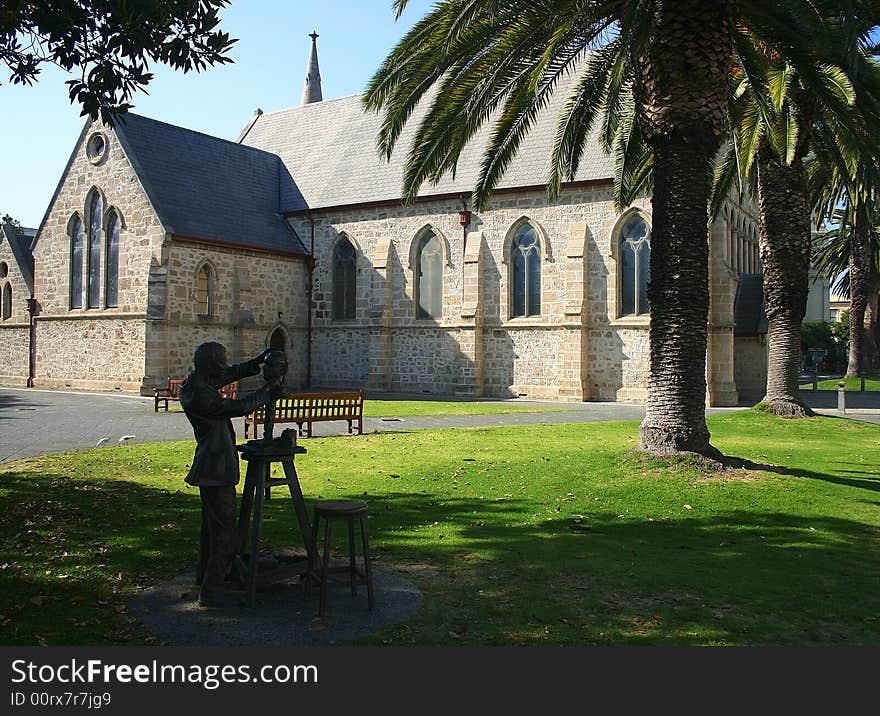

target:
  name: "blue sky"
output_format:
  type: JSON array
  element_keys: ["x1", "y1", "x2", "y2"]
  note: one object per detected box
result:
[{"x1": 1, "y1": 1, "x2": 435, "y2": 228}]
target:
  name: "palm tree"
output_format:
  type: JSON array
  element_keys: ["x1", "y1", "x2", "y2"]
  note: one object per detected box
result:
[
  {"x1": 725, "y1": 30, "x2": 880, "y2": 414},
  {"x1": 811, "y1": 153, "x2": 880, "y2": 377},
  {"x1": 364, "y1": 0, "x2": 876, "y2": 456},
  {"x1": 625, "y1": 39, "x2": 880, "y2": 417}
]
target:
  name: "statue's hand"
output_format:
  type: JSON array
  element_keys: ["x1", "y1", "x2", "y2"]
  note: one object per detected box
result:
[{"x1": 255, "y1": 348, "x2": 273, "y2": 364}]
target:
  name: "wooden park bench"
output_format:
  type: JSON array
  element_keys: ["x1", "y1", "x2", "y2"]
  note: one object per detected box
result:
[
  {"x1": 153, "y1": 378, "x2": 237, "y2": 412},
  {"x1": 244, "y1": 389, "x2": 364, "y2": 439},
  {"x1": 154, "y1": 378, "x2": 182, "y2": 412}
]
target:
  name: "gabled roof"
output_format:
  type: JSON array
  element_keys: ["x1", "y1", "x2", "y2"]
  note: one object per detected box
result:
[
  {"x1": 113, "y1": 113, "x2": 308, "y2": 255},
  {"x1": 734, "y1": 274, "x2": 768, "y2": 335},
  {"x1": 1, "y1": 221, "x2": 36, "y2": 294},
  {"x1": 239, "y1": 76, "x2": 615, "y2": 212}
]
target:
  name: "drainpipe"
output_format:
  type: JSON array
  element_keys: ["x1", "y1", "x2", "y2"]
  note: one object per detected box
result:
[
  {"x1": 26, "y1": 296, "x2": 37, "y2": 387},
  {"x1": 458, "y1": 194, "x2": 471, "y2": 252},
  {"x1": 306, "y1": 211, "x2": 315, "y2": 389}
]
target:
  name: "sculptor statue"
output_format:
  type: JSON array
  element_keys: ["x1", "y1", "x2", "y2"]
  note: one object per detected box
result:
[{"x1": 179, "y1": 342, "x2": 284, "y2": 608}]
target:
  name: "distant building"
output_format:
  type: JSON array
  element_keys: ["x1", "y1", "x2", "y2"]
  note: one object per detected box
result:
[
  {"x1": 829, "y1": 291, "x2": 849, "y2": 322},
  {"x1": 804, "y1": 269, "x2": 832, "y2": 323}
]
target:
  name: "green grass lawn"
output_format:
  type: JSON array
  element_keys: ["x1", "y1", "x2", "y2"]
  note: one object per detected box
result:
[
  {"x1": 168, "y1": 398, "x2": 571, "y2": 417},
  {"x1": 362, "y1": 398, "x2": 572, "y2": 417},
  {"x1": 2, "y1": 411, "x2": 879, "y2": 646},
  {"x1": 799, "y1": 372, "x2": 880, "y2": 391}
]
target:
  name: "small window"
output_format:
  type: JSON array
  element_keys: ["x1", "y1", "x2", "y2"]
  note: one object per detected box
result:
[
  {"x1": 511, "y1": 223, "x2": 541, "y2": 317},
  {"x1": 332, "y1": 236, "x2": 357, "y2": 320},
  {"x1": 415, "y1": 230, "x2": 443, "y2": 320},
  {"x1": 69, "y1": 216, "x2": 84, "y2": 309},
  {"x1": 105, "y1": 211, "x2": 120, "y2": 308},
  {"x1": 196, "y1": 264, "x2": 213, "y2": 317},
  {"x1": 0, "y1": 262, "x2": 7, "y2": 279},
  {"x1": 1, "y1": 283, "x2": 11, "y2": 320},
  {"x1": 87, "y1": 191, "x2": 102, "y2": 308},
  {"x1": 619, "y1": 214, "x2": 651, "y2": 316},
  {"x1": 86, "y1": 132, "x2": 108, "y2": 164}
]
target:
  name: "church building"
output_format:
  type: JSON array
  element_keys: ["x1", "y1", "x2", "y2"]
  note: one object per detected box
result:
[{"x1": 0, "y1": 35, "x2": 768, "y2": 404}]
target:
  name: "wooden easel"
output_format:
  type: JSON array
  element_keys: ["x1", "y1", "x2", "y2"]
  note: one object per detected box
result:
[{"x1": 235, "y1": 397, "x2": 315, "y2": 607}]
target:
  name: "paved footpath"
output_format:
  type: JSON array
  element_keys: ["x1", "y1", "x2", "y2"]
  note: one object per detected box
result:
[{"x1": 1, "y1": 386, "x2": 877, "y2": 464}]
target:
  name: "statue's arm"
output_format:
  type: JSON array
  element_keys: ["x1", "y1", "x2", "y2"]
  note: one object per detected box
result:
[
  {"x1": 192, "y1": 383, "x2": 277, "y2": 420},
  {"x1": 223, "y1": 357, "x2": 262, "y2": 384}
]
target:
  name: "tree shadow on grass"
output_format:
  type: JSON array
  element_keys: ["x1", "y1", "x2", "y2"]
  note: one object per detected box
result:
[
  {"x1": 724, "y1": 456, "x2": 880, "y2": 494},
  {"x1": 0, "y1": 468, "x2": 201, "y2": 645},
  {"x1": 3, "y1": 467, "x2": 880, "y2": 646},
  {"x1": 281, "y1": 489, "x2": 880, "y2": 645}
]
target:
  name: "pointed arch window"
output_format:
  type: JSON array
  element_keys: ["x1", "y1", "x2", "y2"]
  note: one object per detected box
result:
[
  {"x1": 619, "y1": 214, "x2": 651, "y2": 316},
  {"x1": 415, "y1": 230, "x2": 443, "y2": 320},
  {"x1": 86, "y1": 191, "x2": 103, "y2": 308},
  {"x1": 105, "y1": 210, "x2": 120, "y2": 308},
  {"x1": 332, "y1": 236, "x2": 357, "y2": 320},
  {"x1": 196, "y1": 263, "x2": 214, "y2": 318},
  {"x1": 269, "y1": 328, "x2": 286, "y2": 350},
  {"x1": 69, "y1": 216, "x2": 84, "y2": 309},
  {"x1": 1, "y1": 283, "x2": 11, "y2": 320},
  {"x1": 512, "y1": 222, "x2": 541, "y2": 317}
]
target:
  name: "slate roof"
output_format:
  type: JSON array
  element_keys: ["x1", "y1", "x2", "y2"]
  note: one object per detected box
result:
[
  {"x1": 1, "y1": 222, "x2": 36, "y2": 294},
  {"x1": 113, "y1": 114, "x2": 308, "y2": 255},
  {"x1": 734, "y1": 274, "x2": 768, "y2": 335},
  {"x1": 240, "y1": 73, "x2": 615, "y2": 212}
]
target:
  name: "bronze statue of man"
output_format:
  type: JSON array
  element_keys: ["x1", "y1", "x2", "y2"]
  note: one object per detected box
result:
[{"x1": 179, "y1": 342, "x2": 283, "y2": 608}]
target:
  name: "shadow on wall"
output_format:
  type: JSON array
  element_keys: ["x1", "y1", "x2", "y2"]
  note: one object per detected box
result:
[
  {"x1": 584, "y1": 235, "x2": 626, "y2": 401},
  {"x1": 311, "y1": 232, "x2": 487, "y2": 396},
  {"x1": 308, "y1": 218, "x2": 628, "y2": 402}
]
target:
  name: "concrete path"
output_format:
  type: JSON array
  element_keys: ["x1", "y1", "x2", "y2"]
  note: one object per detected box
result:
[
  {"x1": 129, "y1": 567, "x2": 422, "y2": 646},
  {"x1": 1, "y1": 386, "x2": 878, "y2": 464}
]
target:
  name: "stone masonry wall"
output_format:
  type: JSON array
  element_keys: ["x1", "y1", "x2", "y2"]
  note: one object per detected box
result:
[
  {"x1": 34, "y1": 120, "x2": 165, "y2": 315},
  {"x1": 295, "y1": 184, "x2": 667, "y2": 400},
  {"x1": 36, "y1": 319, "x2": 146, "y2": 391},
  {"x1": 0, "y1": 230, "x2": 32, "y2": 386},
  {"x1": 31, "y1": 120, "x2": 165, "y2": 390},
  {"x1": 0, "y1": 325, "x2": 29, "y2": 386},
  {"x1": 147, "y1": 240, "x2": 309, "y2": 393}
]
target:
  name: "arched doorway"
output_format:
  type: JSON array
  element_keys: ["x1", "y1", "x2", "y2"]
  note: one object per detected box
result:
[{"x1": 269, "y1": 328, "x2": 285, "y2": 351}]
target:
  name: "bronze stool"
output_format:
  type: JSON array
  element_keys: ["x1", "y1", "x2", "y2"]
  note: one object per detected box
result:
[{"x1": 306, "y1": 499, "x2": 375, "y2": 616}]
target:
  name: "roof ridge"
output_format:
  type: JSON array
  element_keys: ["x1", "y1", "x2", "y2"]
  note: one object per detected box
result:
[
  {"x1": 258, "y1": 92, "x2": 364, "y2": 118},
  {"x1": 119, "y1": 112, "x2": 283, "y2": 160}
]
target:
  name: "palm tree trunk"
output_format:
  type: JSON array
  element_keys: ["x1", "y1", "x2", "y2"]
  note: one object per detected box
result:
[
  {"x1": 865, "y1": 283, "x2": 879, "y2": 370},
  {"x1": 757, "y1": 147, "x2": 814, "y2": 417},
  {"x1": 635, "y1": 0, "x2": 733, "y2": 457},
  {"x1": 639, "y1": 136, "x2": 716, "y2": 453},
  {"x1": 847, "y1": 206, "x2": 870, "y2": 377}
]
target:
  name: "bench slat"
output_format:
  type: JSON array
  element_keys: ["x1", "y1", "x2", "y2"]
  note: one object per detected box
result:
[{"x1": 244, "y1": 390, "x2": 364, "y2": 439}]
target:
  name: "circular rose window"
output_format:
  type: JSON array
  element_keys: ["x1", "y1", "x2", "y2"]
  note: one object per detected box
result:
[{"x1": 86, "y1": 132, "x2": 108, "y2": 164}]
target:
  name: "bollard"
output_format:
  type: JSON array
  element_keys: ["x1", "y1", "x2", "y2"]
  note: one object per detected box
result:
[
  {"x1": 861, "y1": 376, "x2": 866, "y2": 392},
  {"x1": 813, "y1": 371, "x2": 818, "y2": 392},
  {"x1": 838, "y1": 381, "x2": 846, "y2": 414}
]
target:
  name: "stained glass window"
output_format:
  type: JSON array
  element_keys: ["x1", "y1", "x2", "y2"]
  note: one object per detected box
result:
[
  {"x1": 619, "y1": 215, "x2": 651, "y2": 316},
  {"x1": 416, "y1": 231, "x2": 442, "y2": 320},
  {"x1": 1, "y1": 283, "x2": 10, "y2": 320},
  {"x1": 332, "y1": 237, "x2": 357, "y2": 320},
  {"x1": 512, "y1": 223, "x2": 541, "y2": 317},
  {"x1": 196, "y1": 265, "x2": 212, "y2": 317},
  {"x1": 105, "y1": 211, "x2": 120, "y2": 308},
  {"x1": 70, "y1": 216, "x2": 84, "y2": 309},
  {"x1": 87, "y1": 191, "x2": 103, "y2": 308}
]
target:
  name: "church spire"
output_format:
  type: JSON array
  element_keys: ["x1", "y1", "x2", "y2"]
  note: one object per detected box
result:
[{"x1": 301, "y1": 31, "x2": 323, "y2": 105}]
